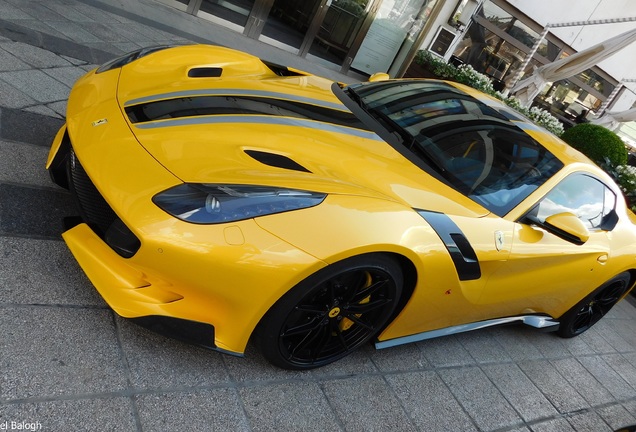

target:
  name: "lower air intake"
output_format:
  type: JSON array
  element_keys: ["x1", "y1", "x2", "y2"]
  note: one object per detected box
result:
[{"x1": 68, "y1": 149, "x2": 141, "y2": 258}]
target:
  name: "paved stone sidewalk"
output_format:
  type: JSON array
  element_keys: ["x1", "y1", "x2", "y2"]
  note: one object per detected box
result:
[{"x1": 0, "y1": 1, "x2": 636, "y2": 431}]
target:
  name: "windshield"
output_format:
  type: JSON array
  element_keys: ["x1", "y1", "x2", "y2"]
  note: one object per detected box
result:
[{"x1": 346, "y1": 81, "x2": 564, "y2": 216}]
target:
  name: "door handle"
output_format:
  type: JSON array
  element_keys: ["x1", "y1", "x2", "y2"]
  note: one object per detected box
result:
[{"x1": 597, "y1": 254, "x2": 608, "y2": 264}]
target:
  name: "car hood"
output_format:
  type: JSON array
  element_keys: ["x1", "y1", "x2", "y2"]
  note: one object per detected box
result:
[{"x1": 116, "y1": 47, "x2": 487, "y2": 218}]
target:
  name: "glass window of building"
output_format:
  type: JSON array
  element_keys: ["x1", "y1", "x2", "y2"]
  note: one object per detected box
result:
[
  {"x1": 161, "y1": 0, "x2": 444, "y2": 76},
  {"x1": 452, "y1": 19, "x2": 540, "y2": 90},
  {"x1": 575, "y1": 69, "x2": 614, "y2": 97},
  {"x1": 536, "y1": 39, "x2": 562, "y2": 62},
  {"x1": 259, "y1": 0, "x2": 323, "y2": 53},
  {"x1": 533, "y1": 80, "x2": 602, "y2": 125},
  {"x1": 198, "y1": 0, "x2": 257, "y2": 31},
  {"x1": 307, "y1": 0, "x2": 373, "y2": 66},
  {"x1": 480, "y1": 1, "x2": 541, "y2": 49},
  {"x1": 450, "y1": 0, "x2": 616, "y2": 123},
  {"x1": 350, "y1": 0, "x2": 436, "y2": 74}
]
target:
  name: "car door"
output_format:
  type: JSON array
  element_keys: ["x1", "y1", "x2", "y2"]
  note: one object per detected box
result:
[
  {"x1": 410, "y1": 123, "x2": 526, "y2": 327},
  {"x1": 478, "y1": 172, "x2": 617, "y2": 319}
]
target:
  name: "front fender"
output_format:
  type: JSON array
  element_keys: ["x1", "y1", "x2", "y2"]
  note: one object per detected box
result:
[{"x1": 255, "y1": 194, "x2": 472, "y2": 339}]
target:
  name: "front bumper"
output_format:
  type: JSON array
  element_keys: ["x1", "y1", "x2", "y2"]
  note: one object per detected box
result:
[
  {"x1": 63, "y1": 223, "x2": 184, "y2": 316},
  {"x1": 45, "y1": 67, "x2": 331, "y2": 356},
  {"x1": 61, "y1": 224, "x2": 221, "y2": 351},
  {"x1": 49, "y1": 123, "x2": 326, "y2": 356}
]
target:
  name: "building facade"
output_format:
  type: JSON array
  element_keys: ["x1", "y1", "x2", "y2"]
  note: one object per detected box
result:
[
  {"x1": 448, "y1": 0, "x2": 622, "y2": 126},
  {"x1": 157, "y1": 0, "x2": 636, "y2": 137},
  {"x1": 159, "y1": 0, "x2": 445, "y2": 77},
  {"x1": 445, "y1": 0, "x2": 636, "y2": 139}
]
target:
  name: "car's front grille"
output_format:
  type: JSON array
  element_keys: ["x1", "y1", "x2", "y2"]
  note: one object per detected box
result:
[
  {"x1": 68, "y1": 148, "x2": 140, "y2": 258},
  {"x1": 69, "y1": 150, "x2": 117, "y2": 237}
]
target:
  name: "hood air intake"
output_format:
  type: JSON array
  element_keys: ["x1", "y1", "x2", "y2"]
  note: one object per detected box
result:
[
  {"x1": 188, "y1": 67, "x2": 222, "y2": 78},
  {"x1": 244, "y1": 150, "x2": 311, "y2": 173}
]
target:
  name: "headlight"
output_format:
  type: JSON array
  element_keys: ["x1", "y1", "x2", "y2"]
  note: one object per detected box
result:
[
  {"x1": 153, "y1": 184, "x2": 326, "y2": 224},
  {"x1": 96, "y1": 45, "x2": 174, "y2": 74}
]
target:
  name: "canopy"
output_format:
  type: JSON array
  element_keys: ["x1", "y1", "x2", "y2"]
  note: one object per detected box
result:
[
  {"x1": 511, "y1": 27, "x2": 636, "y2": 107},
  {"x1": 591, "y1": 107, "x2": 636, "y2": 130}
]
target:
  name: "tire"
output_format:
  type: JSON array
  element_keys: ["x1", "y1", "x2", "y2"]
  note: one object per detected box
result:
[
  {"x1": 257, "y1": 254, "x2": 403, "y2": 370},
  {"x1": 557, "y1": 272, "x2": 631, "y2": 338}
]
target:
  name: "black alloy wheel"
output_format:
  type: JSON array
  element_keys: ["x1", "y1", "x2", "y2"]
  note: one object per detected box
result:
[
  {"x1": 557, "y1": 272, "x2": 631, "y2": 338},
  {"x1": 258, "y1": 255, "x2": 403, "y2": 370}
]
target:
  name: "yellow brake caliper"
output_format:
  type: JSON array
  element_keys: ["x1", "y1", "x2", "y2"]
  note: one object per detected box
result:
[{"x1": 339, "y1": 272, "x2": 372, "y2": 331}]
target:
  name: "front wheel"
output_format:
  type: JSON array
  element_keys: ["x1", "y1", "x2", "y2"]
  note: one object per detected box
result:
[
  {"x1": 557, "y1": 272, "x2": 631, "y2": 338},
  {"x1": 257, "y1": 254, "x2": 403, "y2": 370}
]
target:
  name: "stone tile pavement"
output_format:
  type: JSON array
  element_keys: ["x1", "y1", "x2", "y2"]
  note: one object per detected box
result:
[{"x1": 0, "y1": 0, "x2": 636, "y2": 431}]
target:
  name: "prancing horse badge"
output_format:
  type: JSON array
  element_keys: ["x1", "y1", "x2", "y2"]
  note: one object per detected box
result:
[{"x1": 495, "y1": 231, "x2": 505, "y2": 251}]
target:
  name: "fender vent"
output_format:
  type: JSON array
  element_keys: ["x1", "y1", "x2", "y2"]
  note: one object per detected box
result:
[
  {"x1": 188, "y1": 67, "x2": 222, "y2": 78},
  {"x1": 244, "y1": 150, "x2": 311, "y2": 173},
  {"x1": 262, "y1": 60, "x2": 305, "y2": 77}
]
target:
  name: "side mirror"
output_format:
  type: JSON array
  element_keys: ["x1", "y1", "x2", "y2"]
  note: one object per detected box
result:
[
  {"x1": 544, "y1": 212, "x2": 590, "y2": 245},
  {"x1": 368, "y1": 73, "x2": 390, "y2": 82}
]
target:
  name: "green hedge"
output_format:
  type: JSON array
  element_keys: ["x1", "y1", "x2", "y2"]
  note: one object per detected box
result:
[{"x1": 560, "y1": 123, "x2": 628, "y2": 166}]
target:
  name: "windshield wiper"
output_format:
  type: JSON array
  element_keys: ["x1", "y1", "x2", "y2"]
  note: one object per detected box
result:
[
  {"x1": 370, "y1": 108, "x2": 450, "y2": 176},
  {"x1": 343, "y1": 86, "x2": 451, "y2": 183},
  {"x1": 366, "y1": 106, "x2": 412, "y2": 143},
  {"x1": 345, "y1": 88, "x2": 364, "y2": 108}
]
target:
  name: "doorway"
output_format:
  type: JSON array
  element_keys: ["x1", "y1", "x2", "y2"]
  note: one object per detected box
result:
[
  {"x1": 194, "y1": 0, "x2": 379, "y2": 70},
  {"x1": 169, "y1": 0, "x2": 446, "y2": 75},
  {"x1": 198, "y1": 0, "x2": 259, "y2": 32},
  {"x1": 258, "y1": 0, "x2": 322, "y2": 54},
  {"x1": 306, "y1": 0, "x2": 375, "y2": 69}
]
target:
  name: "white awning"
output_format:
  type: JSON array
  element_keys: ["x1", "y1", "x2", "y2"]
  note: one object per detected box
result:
[
  {"x1": 591, "y1": 107, "x2": 636, "y2": 130},
  {"x1": 511, "y1": 27, "x2": 636, "y2": 107}
]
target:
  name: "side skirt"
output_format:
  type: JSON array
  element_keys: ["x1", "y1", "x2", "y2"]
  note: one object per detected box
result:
[{"x1": 375, "y1": 315, "x2": 559, "y2": 350}]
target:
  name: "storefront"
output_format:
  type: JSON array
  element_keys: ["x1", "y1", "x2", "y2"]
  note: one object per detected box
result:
[
  {"x1": 160, "y1": 0, "x2": 442, "y2": 76},
  {"x1": 448, "y1": 0, "x2": 619, "y2": 124}
]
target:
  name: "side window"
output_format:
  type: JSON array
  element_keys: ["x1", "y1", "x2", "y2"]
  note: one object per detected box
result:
[{"x1": 535, "y1": 174, "x2": 616, "y2": 230}]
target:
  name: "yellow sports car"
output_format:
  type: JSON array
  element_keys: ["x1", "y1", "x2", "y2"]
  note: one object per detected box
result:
[{"x1": 47, "y1": 44, "x2": 636, "y2": 369}]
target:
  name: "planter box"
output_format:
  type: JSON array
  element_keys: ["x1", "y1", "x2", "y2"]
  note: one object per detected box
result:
[{"x1": 403, "y1": 62, "x2": 439, "y2": 79}]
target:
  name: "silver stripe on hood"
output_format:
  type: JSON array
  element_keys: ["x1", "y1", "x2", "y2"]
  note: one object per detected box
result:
[
  {"x1": 125, "y1": 89, "x2": 347, "y2": 111},
  {"x1": 134, "y1": 115, "x2": 383, "y2": 141}
]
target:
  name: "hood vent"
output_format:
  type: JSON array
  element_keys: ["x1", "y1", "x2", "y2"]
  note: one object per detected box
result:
[
  {"x1": 244, "y1": 150, "x2": 311, "y2": 173},
  {"x1": 188, "y1": 67, "x2": 222, "y2": 78}
]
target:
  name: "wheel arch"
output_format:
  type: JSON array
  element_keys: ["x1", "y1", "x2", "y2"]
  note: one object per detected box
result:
[
  {"x1": 315, "y1": 249, "x2": 420, "y2": 317},
  {"x1": 556, "y1": 269, "x2": 636, "y2": 321},
  {"x1": 386, "y1": 251, "x2": 418, "y2": 323},
  {"x1": 249, "y1": 250, "x2": 419, "y2": 345},
  {"x1": 626, "y1": 269, "x2": 636, "y2": 297},
  {"x1": 251, "y1": 251, "x2": 417, "y2": 368},
  {"x1": 47, "y1": 125, "x2": 71, "y2": 189},
  {"x1": 556, "y1": 270, "x2": 633, "y2": 337}
]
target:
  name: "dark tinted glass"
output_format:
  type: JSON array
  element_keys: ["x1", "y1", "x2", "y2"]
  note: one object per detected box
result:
[
  {"x1": 427, "y1": 125, "x2": 563, "y2": 215},
  {"x1": 350, "y1": 80, "x2": 564, "y2": 216}
]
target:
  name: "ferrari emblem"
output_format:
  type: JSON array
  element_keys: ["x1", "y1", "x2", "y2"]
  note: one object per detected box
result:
[
  {"x1": 495, "y1": 231, "x2": 505, "y2": 251},
  {"x1": 92, "y1": 118, "x2": 108, "y2": 127}
]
